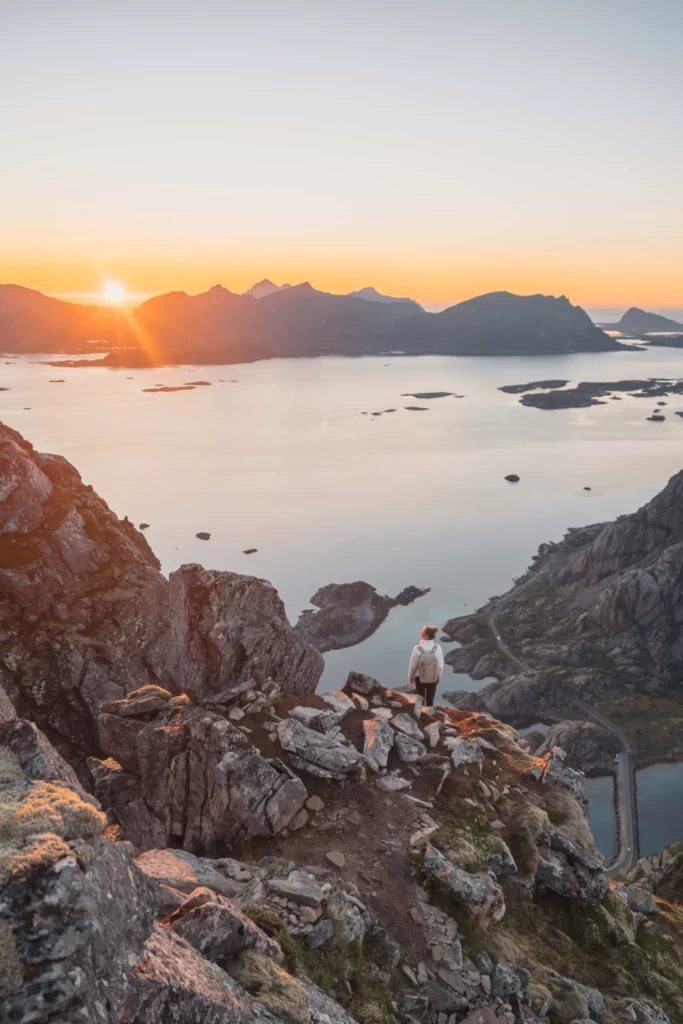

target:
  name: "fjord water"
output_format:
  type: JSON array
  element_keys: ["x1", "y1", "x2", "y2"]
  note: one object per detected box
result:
[
  {"x1": 3, "y1": 348, "x2": 683, "y2": 860},
  {"x1": 3, "y1": 348, "x2": 683, "y2": 696}
]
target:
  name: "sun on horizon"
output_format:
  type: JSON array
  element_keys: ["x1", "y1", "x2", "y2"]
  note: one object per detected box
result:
[{"x1": 101, "y1": 280, "x2": 126, "y2": 304}]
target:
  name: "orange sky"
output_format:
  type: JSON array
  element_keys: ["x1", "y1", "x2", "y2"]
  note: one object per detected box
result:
[
  {"x1": 3, "y1": 3, "x2": 682, "y2": 313},
  {"x1": 2, "y1": 247, "x2": 682, "y2": 313}
]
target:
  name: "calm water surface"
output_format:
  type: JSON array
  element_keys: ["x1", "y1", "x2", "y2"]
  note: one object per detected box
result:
[
  {"x1": 635, "y1": 762, "x2": 683, "y2": 857},
  {"x1": 586, "y1": 761, "x2": 683, "y2": 862},
  {"x1": 3, "y1": 349, "x2": 683, "y2": 692},
  {"x1": 585, "y1": 776, "x2": 617, "y2": 864}
]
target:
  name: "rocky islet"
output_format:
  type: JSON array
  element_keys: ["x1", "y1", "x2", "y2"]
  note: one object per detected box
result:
[{"x1": 294, "y1": 581, "x2": 430, "y2": 653}]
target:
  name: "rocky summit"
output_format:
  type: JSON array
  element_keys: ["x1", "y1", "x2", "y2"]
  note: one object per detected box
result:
[{"x1": 2, "y1": 422, "x2": 683, "y2": 1024}]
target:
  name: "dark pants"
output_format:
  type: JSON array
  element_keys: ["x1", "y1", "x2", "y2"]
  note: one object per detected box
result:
[{"x1": 414, "y1": 676, "x2": 437, "y2": 707}]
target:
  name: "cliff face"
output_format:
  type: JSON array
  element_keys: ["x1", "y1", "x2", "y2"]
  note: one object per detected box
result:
[
  {"x1": 0, "y1": 422, "x2": 323, "y2": 761},
  {"x1": 442, "y1": 470, "x2": 683, "y2": 756}
]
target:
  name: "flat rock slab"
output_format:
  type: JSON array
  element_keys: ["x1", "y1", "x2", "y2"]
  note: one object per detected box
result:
[
  {"x1": 135, "y1": 849, "x2": 240, "y2": 898},
  {"x1": 376, "y1": 774, "x2": 412, "y2": 792},
  {"x1": 391, "y1": 713, "x2": 424, "y2": 741},
  {"x1": 326, "y1": 851, "x2": 346, "y2": 869},
  {"x1": 363, "y1": 717, "x2": 395, "y2": 770},
  {"x1": 321, "y1": 690, "x2": 355, "y2": 720},
  {"x1": 267, "y1": 872, "x2": 324, "y2": 907},
  {"x1": 289, "y1": 706, "x2": 329, "y2": 727}
]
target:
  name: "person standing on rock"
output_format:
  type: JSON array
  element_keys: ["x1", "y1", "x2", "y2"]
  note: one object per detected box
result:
[{"x1": 408, "y1": 625, "x2": 444, "y2": 706}]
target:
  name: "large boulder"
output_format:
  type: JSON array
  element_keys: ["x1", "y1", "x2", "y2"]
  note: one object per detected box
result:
[
  {"x1": 168, "y1": 887, "x2": 283, "y2": 964},
  {"x1": 0, "y1": 718, "x2": 84, "y2": 791},
  {"x1": 277, "y1": 718, "x2": 364, "y2": 779}
]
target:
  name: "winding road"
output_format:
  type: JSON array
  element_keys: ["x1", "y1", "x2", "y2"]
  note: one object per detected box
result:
[{"x1": 486, "y1": 572, "x2": 639, "y2": 874}]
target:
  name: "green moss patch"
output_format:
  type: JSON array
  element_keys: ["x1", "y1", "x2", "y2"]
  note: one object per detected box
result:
[{"x1": 431, "y1": 809, "x2": 493, "y2": 870}]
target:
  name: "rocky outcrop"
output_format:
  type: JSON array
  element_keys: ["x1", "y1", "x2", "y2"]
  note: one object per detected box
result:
[
  {"x1": 0, "y1": 422, "x2": 323, "y2": 763},
  {"x1": 294, "y1": 580, "x2": 429, "y2": 652},
  {"x1": 441, "y1": 468, "x2": 683, "y2": 757},
  {"x1": 533, "y1": 721, "x2": 619, "y2": 773},
  {"x1": 89, "y1": 686, "x2": 308, "y2": 852},
  {"x1": 422, "y1": 843, "x2": 506, "y2": 928},
  {"x1": 165, "y1": 564, "x2": 323, "y2": 702},
  {"x1": 535, "y1": 826, "x2": 609, "y2": 905},
  {"x1": 626, "y1": 841, "x2": 683, "y2": 904},
  {"x1": 0, "y1": 714, "x2": 156, "y2": 1021}
]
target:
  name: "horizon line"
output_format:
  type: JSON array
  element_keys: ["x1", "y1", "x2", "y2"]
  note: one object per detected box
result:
[{"x1": 44, "y1": 286, "x2": 683, "y2": 317}]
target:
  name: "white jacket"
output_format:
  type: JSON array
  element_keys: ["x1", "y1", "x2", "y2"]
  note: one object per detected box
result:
[{"x1": 408, "y1": 639, "x2": 444, "y2": 684}]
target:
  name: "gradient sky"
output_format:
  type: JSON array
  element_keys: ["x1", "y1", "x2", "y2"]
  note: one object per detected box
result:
[{"x1": 2, "y1": 0, "x2": 682, "y2": 310}]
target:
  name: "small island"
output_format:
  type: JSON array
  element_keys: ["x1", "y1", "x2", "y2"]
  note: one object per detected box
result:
[
  {"x1": 505, "y1": 377, "x2": 683, "y2": 409},
  {"x1": 294, "y1": 580, "x2": 429, "y2": 652}
]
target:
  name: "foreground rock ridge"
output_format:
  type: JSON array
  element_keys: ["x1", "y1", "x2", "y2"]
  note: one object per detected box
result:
[
  {"x1": 1, "y1": 424, "x2": 683, "y2": 1024},
  {"x1": 443, "y1": 467, "x2": 683, "y2": 760}
]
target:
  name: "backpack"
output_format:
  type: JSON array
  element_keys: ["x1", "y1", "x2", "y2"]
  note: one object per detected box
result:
[{"x1": 417, "y1": 644, "x2": 440, "y2": 684}]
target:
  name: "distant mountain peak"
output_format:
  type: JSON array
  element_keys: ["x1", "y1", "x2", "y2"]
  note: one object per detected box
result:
[
  {"x1": 244, "y1": 279, "x2": 291, "y2": 299},
  {"x1": 618, "y1": 307, "x2": 683, "y2": 332},
  {"x1": 349, "y1": 286, "x2": 422, "y2": 310}
]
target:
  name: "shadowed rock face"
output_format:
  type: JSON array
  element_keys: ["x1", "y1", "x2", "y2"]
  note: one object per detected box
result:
[
  {"x1": 442, "y1": 468, "x2": 683, "y2": 746},
  {"x1": 0, "y1": 422, "x2": 323, "y2": 762},
  {"x1": 533, "y1": 720, "x2": 620, "y2": 773}
]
